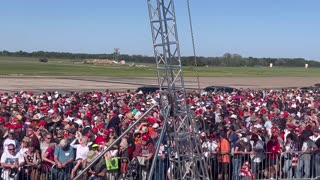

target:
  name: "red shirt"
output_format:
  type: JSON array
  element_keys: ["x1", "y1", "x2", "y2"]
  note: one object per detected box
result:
[
  {"x1": 267, "y1": 140, "x2": 280, "y2": 159},
  {"x1": 133, "y1": 142, "x2": 155, "y2": 157}
]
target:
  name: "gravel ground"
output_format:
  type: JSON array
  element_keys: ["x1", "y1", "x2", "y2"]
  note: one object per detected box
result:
[{"x1": 0, "y1": 76, "x2": 319, "y2": 93}]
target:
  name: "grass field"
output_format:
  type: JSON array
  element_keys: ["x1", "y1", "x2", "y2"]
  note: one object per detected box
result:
[{"x1": 0, "y1": 56, "x2": 319, "y2": 77}]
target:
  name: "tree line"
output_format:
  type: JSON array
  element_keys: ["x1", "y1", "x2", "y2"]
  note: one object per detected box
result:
[{"x1": 1, "y1": 50, "x2": 320, "y2": 67}]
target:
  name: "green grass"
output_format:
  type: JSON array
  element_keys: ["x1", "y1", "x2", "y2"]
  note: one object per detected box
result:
[{"x1": 0, "y1": 56, "x2": 319, "y2": 77}]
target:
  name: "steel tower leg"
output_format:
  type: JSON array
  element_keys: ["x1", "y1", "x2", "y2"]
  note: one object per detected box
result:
[{"x1": 147, "y1": 0, "x2": 209, "y2": 179}]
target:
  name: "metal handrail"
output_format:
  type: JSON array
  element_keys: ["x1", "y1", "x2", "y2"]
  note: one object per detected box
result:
[
  {"x1": 73, "y1": 103, "x2": 157, "y2": 180},
  {"x1": 148, "y1": 105, "x2": 171, "y2": 180}
]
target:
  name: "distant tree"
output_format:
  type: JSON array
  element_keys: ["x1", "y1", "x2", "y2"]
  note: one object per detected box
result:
[
  {"x1": 223, "y1": 53, "x2": 232, "y2": 59},
  {"x1": 0, "y1": 50, "x2": 319, "y2": 67}
]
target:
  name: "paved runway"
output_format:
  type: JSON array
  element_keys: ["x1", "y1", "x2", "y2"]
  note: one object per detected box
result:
[{"x1": 0, "y1": 76, "x2": 319, "y2": 93}]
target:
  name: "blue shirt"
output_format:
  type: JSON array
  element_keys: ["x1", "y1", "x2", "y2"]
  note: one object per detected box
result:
[{"x1": 54, "y1": 146, "x2": 75, "y2": 163}]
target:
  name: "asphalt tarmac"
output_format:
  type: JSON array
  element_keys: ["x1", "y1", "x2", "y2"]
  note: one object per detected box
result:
[{"x1": 0, "y1": 76, "x2": 319, "y2": 93}]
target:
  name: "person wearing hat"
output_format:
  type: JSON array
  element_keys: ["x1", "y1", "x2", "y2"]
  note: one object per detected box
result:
[
  {"x1": 266, "y1": 135, "x2": 281, "y2": 179},
  {"x1": 0, "y1": 116, "x2": 5, "y2": 143},
  {"x1": 282, "y1": 133, "x2": 298, "y2": 179},
  {"x1": 0, "y1": 143, "x2": 25, "y2": 179},
  {"x1": 133, "y1": 134, "x2": 155, "y2": 180},
  {"x1": 3, "y1": 129, "x2": 19, "y2": 153},
  {"x1": 249, "y1": 133, "x2": 264, "y2": 179},
  {"x1": 83, "y1": 150, "x2": 107, "y2": 180},
  {"x1": 150, "y1": 123, "x2": 160, "y2": 140},
  {"x1": 52, "y1": 139, "x2": 75, "y2": 180},
  {"x1": 66, "y1": 128, "x2": 77, "y2": 144}
]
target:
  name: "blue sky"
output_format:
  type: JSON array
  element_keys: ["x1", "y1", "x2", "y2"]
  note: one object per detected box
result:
[{"x1": 0, "y1": 0, "x2": 320, "y2": 60}]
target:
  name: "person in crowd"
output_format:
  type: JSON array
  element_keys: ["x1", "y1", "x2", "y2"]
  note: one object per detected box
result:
[
  {"x1": 119, "y1": 138, "x2": 129, "y2": 178},
  {"x1": 0, "y1": 87, "x2": 318, "y2": 180},
  {"x1": 70, "y1": 136, "x2": 90, "y2": 179},
  {"x1": 83, "y1": 150, "x2": 107, "y2": 180},
  {"x1": 41, "y1": 142, "x2": 56, "y2": 179},
  {"x1": 19, "y1": 137, "x2": 31, "y2": 156},
  {"x1": 52, "y1": 139, "x2": 75, "y2": 180},
  {"x1": 282, "y1": 133, "x2": 298, "y2": 179},
  {"x1": 0, "y1": 143, "x2": 25, "y2": 180},
  {"x1": 232, "y1": 137, "x2": 247, "y2": 180},
  {"x1": 151, "y1": 126, "x2": 168, "y2": 180},
  {"x1": 133, "y1": 134, "x2": 155, "y2": 180},
  {"x1": 3, "y1": 129, "x2": 19, "y2": 153},
  {"x1": 26, "y1": 126, "x2": 40, "y2": 151},
  {"x1": 266, "y1": 135, "x2": 281, "y2": 179},
  {"x1": 23, "y1": 142, "x2": 41, "y2": 179},
  {"x1": 40, "y1": 133, "x2": 52, "y2": 157},
  {"x1": 104, "y1": 143, "x2": 119, "y2": 180},
  {"x1": 216, "y1": 132, "x2": 230, "y2": 180},
  {"x1": 296, "y1": 131, "x2": 317, "y2": 178},
  {"x1": 250, "y1": 133, "x2": 265, "y2": 179},
  {"x1": 314, "y1": 128, "x2": 320, "y2": 177}
]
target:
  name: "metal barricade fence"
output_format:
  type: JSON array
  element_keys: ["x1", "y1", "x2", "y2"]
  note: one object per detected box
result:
[
  {"x1": 205, "y1": 152, "x2": 281, "y2": 180},
  {"x1": 50, "y1": 160, "x2": 79, "y2": 180},
  {"x1": 279, "y1": 151, "x2": 320, "y2": 180},
  {"x1": 0, "y1": 152, "x2": 319, "y2": 180},
  {"x1": 48, "y1": 157, "x2": 131, "y2": 180},
  {"x1": 204, "y1": 151, "x2": 320, "y2": 180},
  {"x1": 0, "y1": 164, "x2": 49, "y2": 180}
]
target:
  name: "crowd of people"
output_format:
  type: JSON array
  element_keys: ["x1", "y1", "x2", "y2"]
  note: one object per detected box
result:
[{"x1": 0, "y1": 87, "x2": 319, "y2": 180}]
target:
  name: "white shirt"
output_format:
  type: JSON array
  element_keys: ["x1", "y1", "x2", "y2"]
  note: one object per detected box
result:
[
  {"x1": 250, "y1": 140, "x2": 265, "y2": 163},
  {"x1": 309, "y1": 135, "x2": 320, "y2": 142},
  {"x1": 19, "y1": 148, "x2": 28, "y2": 157},
  {"x1": 202, "y1": 140, "x2": 218, "y2": 157},
  {"x1": 70, "y1": 140, "x2": 89, "y2": 160},
  {"x1": 0, "y1": 151, "x2": 24, "y2": 165}
]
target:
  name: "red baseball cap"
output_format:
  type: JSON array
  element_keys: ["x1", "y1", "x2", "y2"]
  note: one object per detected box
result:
[
  {"x1": 97, "y1": 123, "x2": 104, "y2": 129},
  {"x1": 95, "y1": 135, "x2": 106, "y2": 145},
  {"x1": 104, "y1": 129, "x2": 110, "y2": 135},
  {"x1": 141, "y1": 134, "x2": 149, "y2": 141}
]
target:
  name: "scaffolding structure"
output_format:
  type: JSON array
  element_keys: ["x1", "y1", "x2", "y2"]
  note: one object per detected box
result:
[{"x1": 147, "y1": 0, "x2": 208, "y2": 179}]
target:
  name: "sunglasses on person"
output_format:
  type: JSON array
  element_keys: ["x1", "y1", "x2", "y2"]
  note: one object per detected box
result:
[{"x1": 8, "y1": 148, "x2": 15, "y2": 151}]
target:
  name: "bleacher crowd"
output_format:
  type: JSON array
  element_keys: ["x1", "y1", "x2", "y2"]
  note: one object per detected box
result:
[{"x1": 0, "y1": 87, "x2": 319, "y2": 180}]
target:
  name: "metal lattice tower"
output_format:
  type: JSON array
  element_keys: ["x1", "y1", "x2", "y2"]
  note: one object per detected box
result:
[
  {"x1": 113, "y1": 48, "x2": 120, "y2": 63},
  {"x1": 147, "y1": 0, "x2": 209, "y2": 179}
]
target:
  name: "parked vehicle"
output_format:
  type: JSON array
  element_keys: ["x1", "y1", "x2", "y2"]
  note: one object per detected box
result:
[
  {"x1": 136, "y1": 86, "x2": 167, "y2": 94},
  {"x1": 204, "y1": 86, "x2": 236, "y2": 93}
]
